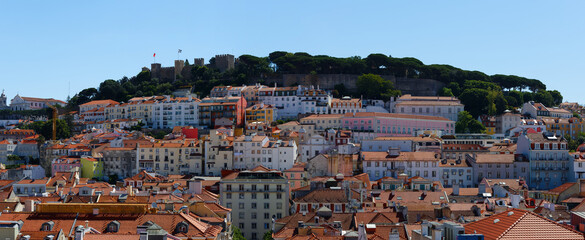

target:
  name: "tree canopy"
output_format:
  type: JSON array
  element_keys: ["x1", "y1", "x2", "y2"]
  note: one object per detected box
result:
[
  {"x1": 455, "y1": 111, "x2": 486, "y2": 134},
  {"x1": 66, "y1": 51, "x2": 561, "y2": 116}
]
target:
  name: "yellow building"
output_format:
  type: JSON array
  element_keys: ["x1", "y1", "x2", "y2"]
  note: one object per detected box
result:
[
  {"x1": 542, "y1": 117, "x2": 585, "y2": 139},
  {"x1": 80, "y1": 157, "x2": 104, "y2": 179},
  {"x1": 245, "y1": 103, "x2": 275, "y2": 124}
]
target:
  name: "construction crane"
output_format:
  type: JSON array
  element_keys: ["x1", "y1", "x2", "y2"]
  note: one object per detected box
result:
[{"x1": 48, "y1": 105, "x2": 57, "y2": 140}]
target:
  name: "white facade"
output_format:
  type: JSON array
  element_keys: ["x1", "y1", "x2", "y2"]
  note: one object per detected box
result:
[
  {"x1": 151, "y1": 96, "x2": 200, "y2": 129},
  {"x1": 299, "y1": 135, "x2": 334, "y2": 162},
  {"x1": 258, "y1": 86, "x2": 331, "y2": 120},
  {"x1": 233, "y1": 135, "x2": 297, "y2": 171}
]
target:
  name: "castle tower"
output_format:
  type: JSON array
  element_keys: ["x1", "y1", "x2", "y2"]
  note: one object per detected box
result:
[
  {"x1": 174, "y1": 60, "x2": 185, "y2": 75},
  {"x1": 214, "y1": 54, "x2": 235, "y2": 72},
  {"x1": 194, "y1": 58, "x2": 205, "y2": 67},
  {"x1": 151, "y1": 63, "x2": 162, "y2": 79}
]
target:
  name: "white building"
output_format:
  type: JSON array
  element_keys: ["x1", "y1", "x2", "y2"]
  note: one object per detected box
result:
[
  {"x1": 204, "y1": 130, "x2": 234, "y2": 176},
  {"x1": 439, "y1": 159, "x2": 474, "y2": 188},
  {"x1": 151, "y1": 96, "x2": 200, "y2": 129},
  {"x1": 299, "y1": 134, "x2": 334, "y2": 162},
  {"x1": 10, "y1": 95, "x2": 66, "y2": 111},
  {"x1": 496, "y1": 112, "x2": 522, "y2": 135},
  {"x1": 233, "y1": 134, "x2": 297, "y2": 171},
  {"x1": 258, "y1": 86, "x2": 331, "y2": 120}
]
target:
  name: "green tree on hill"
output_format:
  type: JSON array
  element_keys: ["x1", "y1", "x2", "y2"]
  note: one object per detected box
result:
[{"x1": 456, "y1": 111, "x2": 486, "y2": 133}]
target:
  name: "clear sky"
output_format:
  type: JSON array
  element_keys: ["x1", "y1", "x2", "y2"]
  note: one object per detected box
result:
[{"x1": 1, "y1": 1, "x2": 584, "y2": 103}]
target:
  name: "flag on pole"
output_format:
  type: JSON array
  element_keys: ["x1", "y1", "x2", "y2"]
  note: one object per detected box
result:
[
  {"x1": 178, "y1": 49, "x2": 182, "y2": 53},
  {"x1": 153, "y1": 53, "x2": 156, "y2": 57}
]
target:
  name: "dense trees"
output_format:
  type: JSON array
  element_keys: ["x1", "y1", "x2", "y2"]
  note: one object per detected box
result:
[
  {"x1": 20, "y1": 119, "x2": 71, "y2": 140},
  {"x1": 356, "y1": 74, "x2": 401, "y2": 101},
  {"x1": 66, "y1": 51, "x2": 562, "y2": 117},
  {"x1": 455, "y1": 111, "x2": 486, "y2": 133}
]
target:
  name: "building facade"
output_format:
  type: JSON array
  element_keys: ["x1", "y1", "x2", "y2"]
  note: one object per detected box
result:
[{"x1": 220, "y1": 166, "x2": 289, "y2": 240}]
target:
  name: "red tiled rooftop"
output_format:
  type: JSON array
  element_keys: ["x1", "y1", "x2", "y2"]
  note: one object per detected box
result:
[{"x1": 464, "y1": 209, "x2": 584, "y2": 240}]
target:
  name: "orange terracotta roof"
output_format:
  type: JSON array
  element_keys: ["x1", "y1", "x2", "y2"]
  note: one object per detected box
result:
[
  {"x1": 464, "y1": 209, "x2": 584, "y2": 240},
  {"x1": 80, "y1": 100, "x2": 120, "y2": 106}
]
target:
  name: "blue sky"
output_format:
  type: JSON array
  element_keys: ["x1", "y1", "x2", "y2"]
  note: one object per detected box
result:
[{"x1": 1, "y1": 1, "x2": 584, "y2": 103}]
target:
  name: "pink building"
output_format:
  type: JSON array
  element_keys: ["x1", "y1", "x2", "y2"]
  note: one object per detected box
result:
[
  {"x1": 51, "y1": 156, "x2": 81, "y2": 176},
  {"x1": 341, "y1": 112, "x2": 454, "y2": 137}
]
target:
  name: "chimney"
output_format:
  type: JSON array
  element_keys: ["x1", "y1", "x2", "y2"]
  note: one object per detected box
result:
[
  {"x1": 421, "y1": 221, "x2": 429, "y2": 236},
  {"x1": 453, "y1": 184, "x2": 460, "y2": 196},
  {"x1": 24, "y1": 200, "x2": 35, "y2": 212},
  {"x1": 188, "y1": 180, "x2": 202, "y2": 195},
  {"x1": 431, "y1": 229, "x2": 442, "y2": 240},
  {"x1": 127, "y1": 185, "x2": 133, "y2": 197},
  {"x1": 74, "y1": 226, "x2": 85, "y2": 240},
  {"x1": 315, "y1": 216, "x2": 319, "y2": 223},
  {"x1": 358, "y1": 224, "x2": 367, "y2": 240},
  {"x1": 139, "y1": 231, "x2": 148, "y2": 240},
  {"x1": 389, "y1": 232, "x2": 400, "y2": 240},
  {"x1": 298, "y1": 221, "x2": 304, "y2": 228}
]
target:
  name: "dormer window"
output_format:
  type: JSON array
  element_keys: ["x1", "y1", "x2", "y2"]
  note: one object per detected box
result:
[
  {"x1": 106, "y1": 221, "x2": 120, "y2": 233},
  {"x1": 175, "y1": 221, "x2": 189, "y2": 234},
  {"x1": 41, "y1": 221, "x2": 54, "y2": 231}
]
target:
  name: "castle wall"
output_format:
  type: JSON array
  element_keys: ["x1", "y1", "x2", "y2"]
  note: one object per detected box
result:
[{"x1": 267, "y1": 74, "x2": 445, "y2": 96}]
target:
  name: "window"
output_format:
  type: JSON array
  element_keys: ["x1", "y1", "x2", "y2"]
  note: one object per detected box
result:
[
  {"x1": 226, "y1": 193, "x2": 232, "y2": 199},
  {"x1": 264, "y1": 185, "x2": 269, "y2": 191},
  {"x1": 251, "y1": 203, "x2": 257, "y2": 209},
  {"x1": 251, "y1": 193, "x2": 257, "y2": 199},
  {"x1": 264, "y1": 193, "x2": 269, "y2": 199},
  {"x1": 239, "y1": 212, "x2": 245, "y2": 219},
  {"x1": 251, "y1": 212, "x2": 257, "y2": 219},
  {"x1": 239, "y1": 203, "x2": 244, "y2": 209},
  {"x1": 106, "y1": 221, "x2": 120, "y2": 233},
  {"x1": 277, "y1": 203, "x2": 283, "y2": 209},
  {"x1": 251, "y1": 223, "x2": 257, "y2": 229},
  {"x1": 41, "y1": 221, "x2": 54, "y2": 231},
  {"x1": 239, "y1": 193, "x2": 245, "y2": 199},
  {"x1": 264, "y1": 203, "x2": 270, "y2": 209},
  {"x1": 264, "y1": 213, "x2": 270, "y2": 219}
]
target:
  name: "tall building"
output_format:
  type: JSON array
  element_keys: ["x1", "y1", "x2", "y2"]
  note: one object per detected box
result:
[
  {"x1": 199, "y1": 96, "x2": 247, "y2": 128},
  {"x1": 220, "y1": 166, "x2": 289, "y2": 240},
  {"x1": 151, "y1": 95, "x2": 200, "y2": 129},
  {"x1": 233, "y1": 134, "x2": 297, "y2": 171},
  {"x1": 516, "y1": 131, "x2": 573, "y2": 190}
]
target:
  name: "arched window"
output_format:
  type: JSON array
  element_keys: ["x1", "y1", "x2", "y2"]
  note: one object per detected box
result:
[
  {"x1": 175, "y1": 221, "x2": 189, "y2": 234},
  {"x1": 41, "y1": 221, "x2": 54, "y2": 231}
]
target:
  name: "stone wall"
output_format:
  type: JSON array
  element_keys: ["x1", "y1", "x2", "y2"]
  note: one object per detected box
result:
[{"x1": 267, "y1": 74, "x2": 445, "y2": 96}]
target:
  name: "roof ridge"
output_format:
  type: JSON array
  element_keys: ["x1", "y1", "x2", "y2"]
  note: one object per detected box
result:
[{"x1": 496, "y1": 210, "x2": 528, "y2": 240}]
